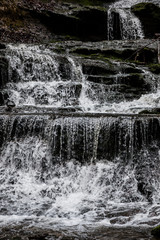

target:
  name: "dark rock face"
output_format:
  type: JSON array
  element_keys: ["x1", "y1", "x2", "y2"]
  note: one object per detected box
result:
[
  {"x1": 0, "y1": 57, "x2": 9, "y2": 105},
  {"x1": 149, "y1": 64, "x2": 160, "y2": 74},
  {"x1": 0, "y1": 44, "x2": 6, "y2": 49},
  {"x1": 108, "y1": 11, "x2": 121, "y2": 40},
  {"x1": 31, "y1": 7, "x2": 107, "y2": 41},
  {"x1": 0, "y1": 0, "x2": 108, "y2": 43},
  {"x1": 0, "y1": 58, "x2": 8, "y2": 88},
  {"x1": 132, "y1": 3, "x2": 160, "y2": 38},
  {"x1": 151, "y1": 225, "x2": 160, "y2": 237},
  {"x1": 0, "y1": 92, "x2": 4, "y2": 105},
  {"x1": 75, "y1": 8, "x2": 107, "y2": 41},
  {"x1": 82, "y1": 61, "x2": 117, "y2": 76}
]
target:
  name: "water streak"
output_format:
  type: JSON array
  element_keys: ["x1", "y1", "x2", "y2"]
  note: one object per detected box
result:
[{"x1": 107, "y1": 0, "x2": 160, "y2": 40}]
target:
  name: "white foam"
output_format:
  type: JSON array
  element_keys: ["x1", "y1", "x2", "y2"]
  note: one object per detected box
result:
[{"x1": 0, "y1": 145, "x2": 159, "y2": 228}]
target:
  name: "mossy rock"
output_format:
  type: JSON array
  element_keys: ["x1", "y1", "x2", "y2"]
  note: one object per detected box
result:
[
  {"x1": 149, "y1": 64, "x2": 160, "y2": 74},
  {"x1": 151, "y1": 225, "x2": 160, "y2": 237},
  {"x1": 132, "y1": 3, "x2": 160, "y2": 38},
  {"x1": 139, "y1": 109, "x2": 160, "y2": 114},
  {"x1": 73, "y1": 46, "x2": 157, "y2": 64}
]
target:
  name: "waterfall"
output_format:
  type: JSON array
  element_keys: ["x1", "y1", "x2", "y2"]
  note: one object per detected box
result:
[
  {"x1": 0, "y1": 41, "x2": 160, "y2": 234},
  {"x1": 0, "y1": 114, "x2": 160, "y2": 227},
  {"x1": 108, "y1": 0, "x2": 160, "y2": 40},
  {"x1": 3, "y1": 45, "x2": 83, "y2": 108},
  {"x1": 107, "y1": 0, "x2": 160, "y2": 40},
  {"x1": 0, "y1": 44, "x2": 158, "y2": 113},
  {"x1": 108, "y1": 8, "x2": 144, "y2": 40}
]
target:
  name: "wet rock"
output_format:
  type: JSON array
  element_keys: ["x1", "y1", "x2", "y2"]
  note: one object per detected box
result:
[
  {"x1": 139, "y1": 108, "x2": 160, "y2": 114},
  {"x1": 0, "y1": 57, "x2": 8, "y2": 87},
  {"x1": 108, "y1": 11, "x2": 121, "y2": 40},
  {"x1": 33, "y1": 7, "x2": 107, "y2": 41},
  {"x1": 0, "y1": 43, "x2": 6, "y2": 49},
  {"x1": 86, "y1": 75, "x2": 114, "y2": 85},
  {"x1": 137, "y1": 181, "x2": 153, "y2": 201},
  {"x1": 151, "y1": 225, "x2": 160, "y2": 238},
  {"x1": 74, "y1": 8, "x2": 107, "y2": 41},
  {"x1": 81, "y1": 57, "x2": 153, "y2": 102},
  {"x1": 73, "y1": 46, "x2": 157, "y2": 64},
  {"x1": 58, "y1": 56, "x2": 73, "y2": 80},
  {"x1": 122, "y1": 66, "x2": 143, "y2": 74},
  {"x1": 5, "y1": 99, "x2": 16, "y2": 111},
  {"x1": 149, "y1": 64, "x2": 160, "y2": 74},
  {"x1": 82, "y1": 59, "x2": 117, "y2": 75},
  {"x1": 132, "y1": 3, "x2": 160, "y2": 38},
  {"x1": 0, "y1": 91, "x2": 4, "y2": 105},
  {"x1": 119, "y1": 73, "x2": 151, "y2": 90}
]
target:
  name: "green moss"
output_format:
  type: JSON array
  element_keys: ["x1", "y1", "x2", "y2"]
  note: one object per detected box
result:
[
  {"x1": 149, "y1": 64, "x2": 160, "y2": 74},
  {"x1": 151, "y1": 225, "x2": 160, "y2": 237},
  {"x1": 131, "y1": 3, "x2": 149, "y2": 12},
  {"x1": 132, "y1": 2, "x2": 160, "y2": 17}
]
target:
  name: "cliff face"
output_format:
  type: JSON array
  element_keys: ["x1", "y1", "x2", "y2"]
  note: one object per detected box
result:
[
  {"x1": 0, "y1": 0, "x2": 110, "y2": 43},
  {"x1": 1, "y1": 0, "x2": 160, "y2": 43}
]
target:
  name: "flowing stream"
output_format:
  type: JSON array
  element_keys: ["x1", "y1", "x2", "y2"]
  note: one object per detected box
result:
[
  {"x1": 0, "y1": 115, "x2": 160, "y2": 230},
  {"x1": 0, "y1": 18, "x2": 160, "y2": 239},
  {"x1": 1, "y1": 44, "x2": 159, "y2": 113}
]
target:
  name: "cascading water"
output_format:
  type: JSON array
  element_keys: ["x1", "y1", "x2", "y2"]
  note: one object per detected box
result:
[
  {"x1": 108, "y1": 8, "x2": 144, "y2": 40},
  {"x1": 0, "y1": 115, "x2": 160, "y2": 230},
  {"x1": 0, "y1": 42, "x2": 160, "y2": 239},
  {"x1": 4, "y1": 45, "x2": 83, "y2": 108},
  {"x1": 107, "y1": 0, "x2": 160, "y2": 40},
  {"x1": 1, "y1": 44, "x2": 158, "y2": 113}
]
